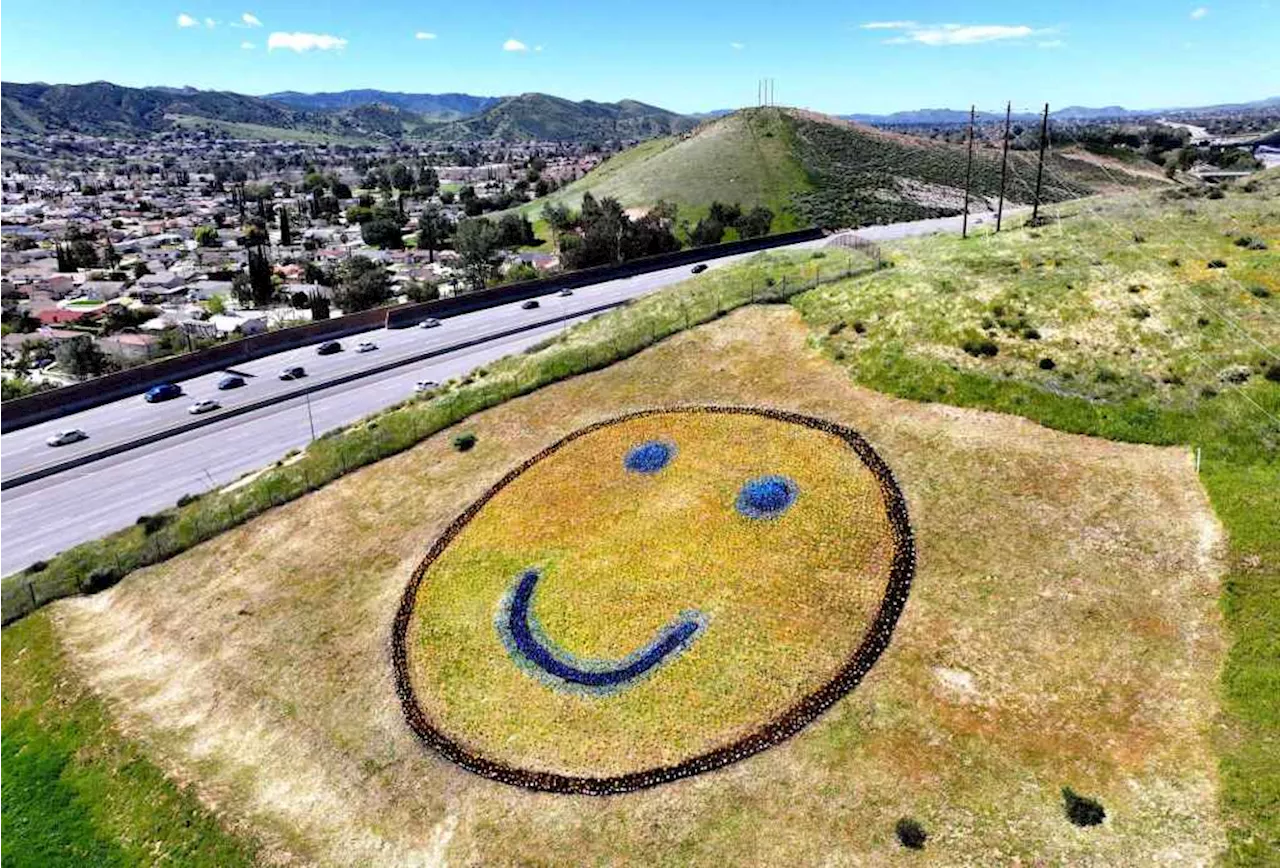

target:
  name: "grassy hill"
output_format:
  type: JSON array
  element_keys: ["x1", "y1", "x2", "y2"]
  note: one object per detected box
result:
[
  {"x1": 422, "y1": 93, "x2": 698, "y2": 142},
  {"x1": 516, "y1": 107, "x2": 1165, "y2": 232}
]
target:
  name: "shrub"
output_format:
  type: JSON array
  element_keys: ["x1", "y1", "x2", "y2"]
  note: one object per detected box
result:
[
  {"x1": 1169, "y1": 257, "x2": 1181, "y2": 267},
  {"x1": 1062, "y1": 787, "x2": 1106, "y2": 827},
  {"x1": 1022, "y1": 327, "x2": 1041, "y2": 340},
  {"x1": 136, "y1": 514, "x2": 169, "y2": 535},
  {"x1": 853, "y1": 321, "x2": 867, "y2": 334},
  {"x1": 176, "y1": 492, "x2": 201, "y2": 508},
  {"x1": 1265, "y1": 365, "x2": 1280, "y2": 383},
  {"x1": 26, "y1": 561, "x2": 48, "y2": 574},
  {"x1": 961, "y1": 337, "x2": 999, "y2": 358},
  {"x1": 1039, "y1": 357, "x2": 1056, "y2": 370},
  {"x1": 1207, "y1": 188, "x2": 1225, "y2": 200},
  {"x1": 828, "y1": 321, "x2": 846, "y2": 336},
  {"x1": 1207, "y1": 259, "x2": 1228, "y2": 269},
  {"x1": 453, "y1": 432, "x2": 478, "y2": 452},
  {"x1": 1132, "y1": 232, "x2": 1145, "y2": 244},
  {"x1": 1248, "y1": 285, "x2": 1271, "y2": 299},
  {"x1": 1130, "y1": 306, "x2": 1151, "y2": 320},
  {"x1": 82, "y1": 568, "x2": 120, "y2": 594},
  {"x1": 895, "y1": 818, "x2": 928, "y2": 850},
  {"x1": 1197, "y1": 316, "x2": 1211, "y2": 327}
]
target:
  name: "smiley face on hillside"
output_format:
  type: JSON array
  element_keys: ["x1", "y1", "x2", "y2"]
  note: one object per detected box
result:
[{"x1": 392, "y1": 407, "x2": 914, "y2": 795}]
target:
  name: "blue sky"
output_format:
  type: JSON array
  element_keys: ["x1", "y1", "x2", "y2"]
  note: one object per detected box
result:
[{"x1": 3, "y1": 1, "x2": 1277, "y2": 114}]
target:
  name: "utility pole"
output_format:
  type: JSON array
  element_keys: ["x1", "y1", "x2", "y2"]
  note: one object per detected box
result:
[
  {"x1": 996, "y1": 101, "x2": 1012, "y2": 232},
  {"x1": 962, "y1": 105, "x2": 975, "y2": 239},
  {"x1": 1032, "y1": 102, "x2": 1050, "y2": 223},
  {"x1": 304, "y1": 392, "x2": 316, "y2": 442}
]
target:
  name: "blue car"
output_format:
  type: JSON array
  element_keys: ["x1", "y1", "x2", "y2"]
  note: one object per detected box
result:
[
  {"x1": 218, "y1": 375, "x2": 246, "y2": 390},
  {"x1": 144, "y1": 383, "x2": 182, "y2": 403}
]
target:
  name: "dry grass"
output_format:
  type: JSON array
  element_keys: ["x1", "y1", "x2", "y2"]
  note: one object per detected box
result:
[{"x1": 52, "y1": 306, "x2": 1225, "y2": 866}]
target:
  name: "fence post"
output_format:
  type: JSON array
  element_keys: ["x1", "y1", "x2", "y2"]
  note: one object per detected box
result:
[{"x1": 28, "y1": 580, "x2": 37, "y2": 611}]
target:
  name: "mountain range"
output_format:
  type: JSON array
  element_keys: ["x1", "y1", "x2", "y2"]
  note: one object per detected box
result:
[
  {"x1": 845, "y1": 96, "x2": 1280, "y2": 126},
  {"x1": 0, "y1": 81, "x2": 698, "y2": 143}
]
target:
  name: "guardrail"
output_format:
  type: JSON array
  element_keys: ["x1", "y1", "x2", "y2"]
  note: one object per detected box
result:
[{"x1": 1, "y1": 227, "x2": 824, "y2": 432}]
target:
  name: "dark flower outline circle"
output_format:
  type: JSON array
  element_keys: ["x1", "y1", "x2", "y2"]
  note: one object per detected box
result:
[{"x1": 391, "y1": 405, "x2": 916, "y2": 795}]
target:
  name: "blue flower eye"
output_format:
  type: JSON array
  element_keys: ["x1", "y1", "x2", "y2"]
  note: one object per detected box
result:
[
  {"x1": 624, "y1": 440, "x2": 675, "y2": 474},
  {"x1": 736, "y1": 475, "x2": 798, "y2": 519}
]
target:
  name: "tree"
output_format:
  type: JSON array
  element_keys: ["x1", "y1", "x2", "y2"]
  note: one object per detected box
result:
[
  {"x1": 708, "y1": 201, "x2": 743, "y2": 228},
  {"x1": 132, "y1": 260, "x2": 150, "y2": 279},
  {"x1": 279, "y1": 207, "x2": 292, "y2": 246},
  {"x1": 389, "y1": 163, "x2": 414, "y2": 192},
  {"x1": 345, "y1": 205, "x2": 374, "y2": 225},
  {"x1": 331, "y1": 180, "x2": 353, "y2": 200},
  {"x1": 309, "y1": 293, "x2": 331, "y2": 321},
  {"x1": 496, "y1": 214, "x2": 536, "y2": 248},
  {"x1": 194, "y1": 224, "x2": 220, "y2": 247},
  {"x1": 333, "y1": 256, "x2": 392, "y2": 312},
  {"x1": 404, "y1": 279, "x2": 441, "y2": 303},
  {"x1": 247, "y1": 245, "x2": 274, "y2": 307},
  {"x1": 417, "y1": 206, "x2": 451, "y2": 263},
  {"x1": 689, "y1": 218, "x2": 725, "y2": 247},
  {"x1": 542, "y1": 202, "x2": 575, "y2": 247},
  {"x1": 55, "y1": 335, "x2": 110, "y2": 378},
  {"x1": 361, "y1": 218, "x2": 404, "y2": 250},
  {"x1": 453, "y1": 218, "x2": 503, "y2": 290},
  {"x1": 735, "y1": 206, "x2": 774, "y2": 239}
]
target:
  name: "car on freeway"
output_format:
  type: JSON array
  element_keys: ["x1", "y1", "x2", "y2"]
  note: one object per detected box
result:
[
  {"x1": 415, "y1": 380, "x2": 439, "y2": 393},
  {"x1": 144, "y1": 382, "x2": 182, "y2": 403},
  {"x1": 279, "y1": 366, "x2": 306, "y2": 380},
  {"x1": 217, "y1": 374, "x2": 245, "y2": 390},
  {"x1": 557, "y1": 288, "x2": 574, "y2": 297},
  {"x1": 316, "y1": 340, "x2": 342, "y2": 355},
  {"x1": 188, "y1": 398, "x2": 221, "y2": 415},
  {"x1": 522, "y1": 299, "x2": 540, "y2": 310},
  {"x1": 46, "y1": 428, "x2": 88, "y2": 447},
  {"x1": 691, "y1": 263, "x2": 709, "y2": 274},
  {"x1": 419, "y1": 317, "x2": 441, "y2": 329},
  {"x1": 356, "y1": 341, "x2": 378, "y2": 353}
]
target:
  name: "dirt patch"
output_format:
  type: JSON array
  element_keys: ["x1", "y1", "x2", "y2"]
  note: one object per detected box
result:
[{"x1": 54, "y1": 305, "x2": 1226, "y2": 867}]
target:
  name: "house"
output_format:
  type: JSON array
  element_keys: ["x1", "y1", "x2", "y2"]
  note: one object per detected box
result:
[
  {"x1": 209, "y1": 313, "x2": 268, "y2": 336},
  {"x1": 135, "y1": 270, "x2": 184, "y2": 290},
  {"x1": 80, "y1": 280, "x2": 127, "y2": 301},
  {"x1": 99, "y1": 332, "x2": 161, "y2": 362},
  {"x1": 185, "y1": 279, "x2": 235, "y2": 301},
  {"x1": 35, "y1": 308, "x2": 90, "y2": 326}
]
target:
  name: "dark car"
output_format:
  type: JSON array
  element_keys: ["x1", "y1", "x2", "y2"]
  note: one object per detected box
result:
[
  {"x1": 316, "y1": 341, "x2": 342, "y2": 355},
  {"x1": 217, "y1": 375, "x2": 246, "y2": 390},
  {"x1": 691, "y1": 263, "x2": 709, "y2": 274},
  {"x1": 279, "y1": 366, "x2": 306, "y2": 380},
  {"x1": 144, "y1": 383, "x2": 182, "y2": 403},
  {"x1": 522, "y1": 299, "x2": 540, "y2": 310}
]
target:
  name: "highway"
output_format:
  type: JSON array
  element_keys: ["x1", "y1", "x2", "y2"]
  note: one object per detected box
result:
[{"x1": 0, "y1": 211, "x2": 1006, "y2": 575}]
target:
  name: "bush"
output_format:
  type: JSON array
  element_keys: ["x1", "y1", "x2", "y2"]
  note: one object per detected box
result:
[
  {"x1": 1039, "y1": 357, "x2": 1056, "y2": 370},
  {"x1": 1062, "y1": 787, "x2": 1106, "y2": 827},
  {"x1": 1207, "y1": 188, "x2": 1225, "y2": 200},
  {"x1": 1207, "y1": 259, "x2": 1228, "y2": 269},
  {"x1": 26, "y1": 561, "x2": 48, "y2": 574},
  {"x1": 82, "y1": 567, "x2": 120, "y2": 594},
  {"x1": 961, "y1": 337, "x2": 999, "y2": 358},
  {"x1": 1130, "y1": 306, "x2": 1151, "y2": 320},
  {"x1": 176, "y1": 493, "x2": 202, "y2": 508},
  {"x1": 1248, "y1": 285, "x2": 1271, "y2": 299},
  {"x1": 828, "y1": 322, "x2": 846, "y2": 336},
  {"x1": 853, "y1": 321, "x2": 867, "y2": 334},
  {"x1": 1265, "y1": 365, "x2": 1280, "y2": 383},
  {"x1": 453, "y1": 433, "x2": 478, "y2": 452},
  {"x1": 136, "y1": 514, "x2": 169, "y2": 535},
  {"x1": 1022, "y1": 327, "x2": 1041, "y2": 340},
  {"x1": 895, "y1": 817, "x2": 928, "y2": 850}
]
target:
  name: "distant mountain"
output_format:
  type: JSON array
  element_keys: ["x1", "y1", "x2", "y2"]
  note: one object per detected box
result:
[
  {"x1": 1, "y1": 81, "x2": 302, "y2": 136},
  {"x1": 421, "y1": 93, "x2": 700, "y2": 142},
  {"x1": 1051, "y1": 105, "x2": 1132, "y2": 120},
  {"x1": 263, "y1": 89, "x2": 500, "y2": 121},
  {"x1": 846, "y1": 97, "x2": 1280, "y2": 126}
]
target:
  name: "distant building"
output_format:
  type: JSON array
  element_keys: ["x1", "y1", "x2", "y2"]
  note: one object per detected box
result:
[{"x1": 99, "y1": 332, "x2": 161, "y2": 362}]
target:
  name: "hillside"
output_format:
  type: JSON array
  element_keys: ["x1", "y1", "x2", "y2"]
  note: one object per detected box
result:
[
  {"x1": 263, "y1": 89, "x2": 499, "y2": 120},
  {"x1": 422, "y1": 93, "x2": 699, "y2": 142},
  {"x1": 516, "y1": 107, "x2": 1164, "y2": 231}
]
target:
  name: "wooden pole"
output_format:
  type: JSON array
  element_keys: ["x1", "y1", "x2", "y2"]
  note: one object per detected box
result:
[
  {"x1": 1032, "y1": 102, "x2": 1049, "y2": 223},
  {"x1": 962, "y1": 105, "x2": 975, "y2": 239},
  {"x1": 996, "y1": 101, "x2": 1011, "y2": 232}
]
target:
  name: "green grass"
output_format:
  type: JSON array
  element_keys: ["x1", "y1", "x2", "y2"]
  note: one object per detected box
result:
[
  {"x1": 1, "y1": 613, "x2": 259, "y2": 867},
  {"x1": 167, "y1": 114, "x2": 376, "y2": 145},
  {"x1": 791, "y1": 171, "x2": 1280, "y2": 865}
]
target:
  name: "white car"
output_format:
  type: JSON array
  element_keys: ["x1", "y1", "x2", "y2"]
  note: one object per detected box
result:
[
  {"x1": 419, "y1": 318, "x2": 441, "y2": 329},
  {"x1": 557, "y1": 288, "x2": 574, "y2": 297},
  {"x1": 188, "y1": 399, "x2": 221, "y2": 415},
  {"x1": 415, "y1": 380, "x2": 439, "y2": 393},
  {"x1": 46, "y1": 428, "x2": 88, "y2": 447},
  {"x1": 356, "y1": 341, "x2": 378, "y2": 353}
]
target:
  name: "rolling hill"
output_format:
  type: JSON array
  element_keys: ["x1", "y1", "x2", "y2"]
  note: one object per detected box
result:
[
  {"x1": 263, "y1": 89, "x2": 500, "y2": 120},
  {"x1": 420, "y1": 93, "x2": 699, "y2": 142},
  {"x1": 515, "y1": 107, "x2": 1166, "y2": 232}
]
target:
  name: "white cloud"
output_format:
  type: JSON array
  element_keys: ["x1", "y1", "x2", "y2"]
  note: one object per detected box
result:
[
  {"x1": 205, "y1": 17, "x2": 217, "y2": 28},
  {"x1": 267, "y1": 31, "x2": 348, "y2": 52},
  {"x1": 1038, "y1": 39, "x2": 1065, "y2": 48},
  {"x1": 415, "y1": 31, "x2": 437, "y2": 40},
  {"x1": 870, "y1": 22, "x2": 1038, "y2": 46},
  {"x1": 176, "y1": 13, "x2": 199, "y2": 27},
  {"x1": 503, "y1": 38, "x2": 529, "y2": 52},
  {"x1": 534, "y1": 45, "x2": 544, "y2": 52},
  {"x1": 730, "y1": 41, "x2": 745, "y2": 49},
  {"x1": 241, "y1": 41, "x2": 255, "y2": 50},
  {"x1": 1190, "y1": 6, "x2": 1209, "y2": 18},
  {"x1": 242, "y1": 12, "x2": 262, "y2": 27}
]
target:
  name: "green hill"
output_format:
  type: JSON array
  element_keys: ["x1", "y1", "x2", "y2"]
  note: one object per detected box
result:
[
  {"x1": 422, "y1": 93, "x2": 698, "y2": 142},
  {"x1": 518, "y1": 107, "x2": 1165, "y2": 231}
]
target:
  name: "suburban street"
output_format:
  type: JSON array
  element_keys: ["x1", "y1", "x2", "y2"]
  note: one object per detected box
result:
[{"x1": 0, "y1": 212, "x2": 997, "y2": 575}]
